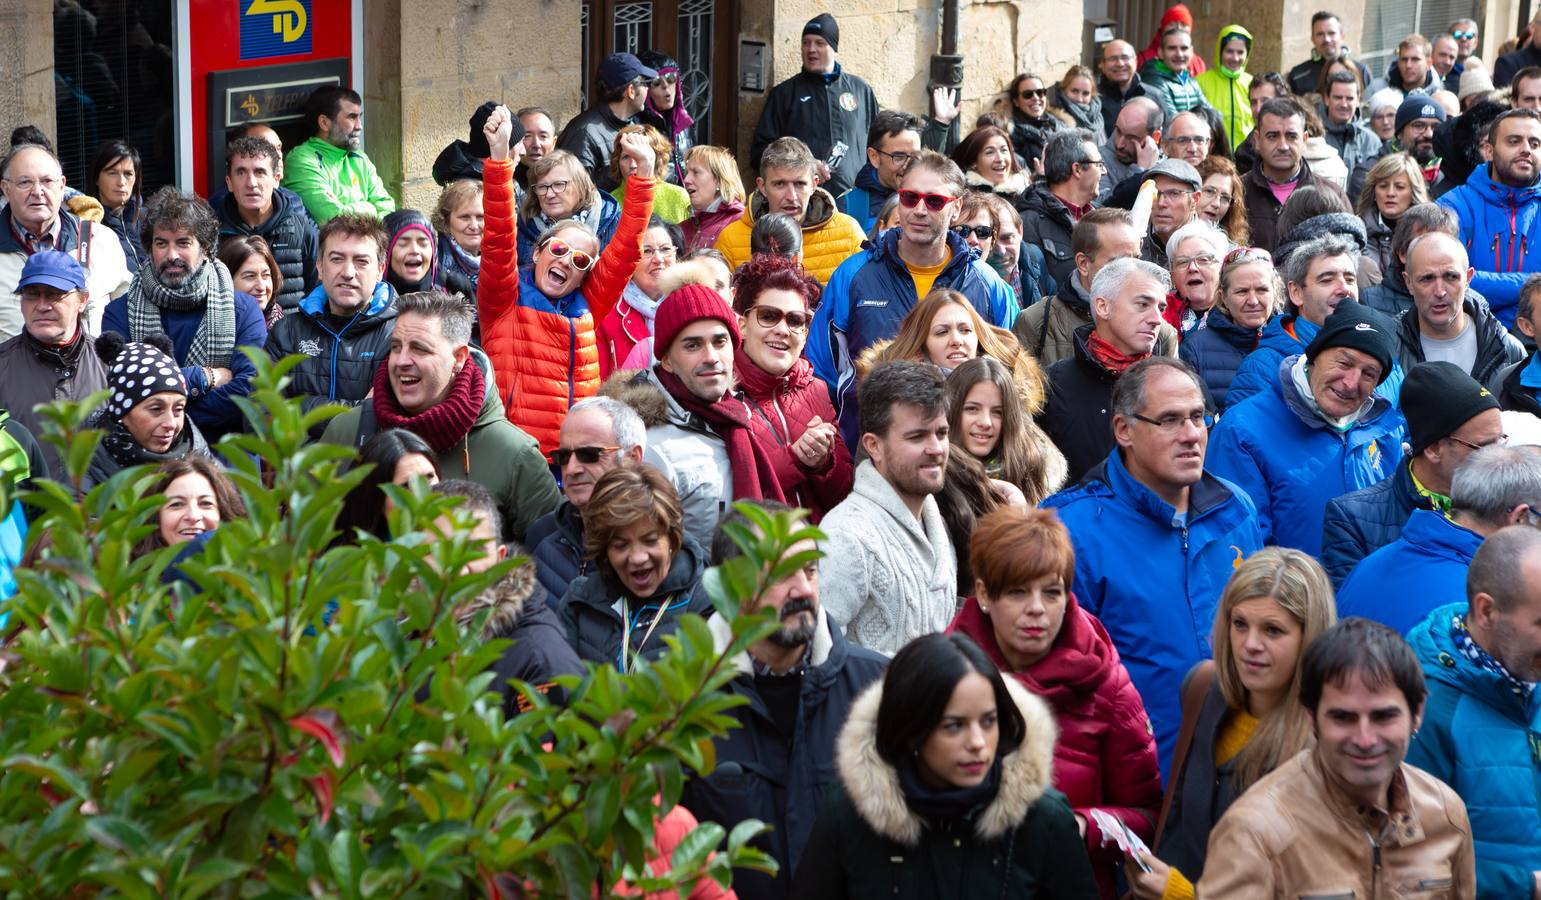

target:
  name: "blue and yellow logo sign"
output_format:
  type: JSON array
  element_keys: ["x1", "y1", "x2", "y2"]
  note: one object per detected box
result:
[{"x1": 240, "y1": 0, "x2": 311, "y2": 60}]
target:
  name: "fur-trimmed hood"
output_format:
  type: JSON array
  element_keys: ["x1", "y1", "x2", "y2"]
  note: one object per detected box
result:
[
  {"x1": 965, "y1": 169, "x2": 1032, "y2": 198},
  {"x1": 455, "y1": 558, "x2": 540, "y2": 641},
  {"x1": 853, "y1": 339, "x2": 1049, "y2": 416},
  {"x1": 835, "y1": 676, "x2": 1058, "y2": 845}
]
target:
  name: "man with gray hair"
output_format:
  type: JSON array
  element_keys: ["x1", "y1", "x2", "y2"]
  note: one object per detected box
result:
[
  {"x1": 1407, "y1": 522, "x2": 1541, "y2": 900},
  {"x1": 1038, "y1": 256, "x2": 1176, "y2": 481},
  {"x1": 1339, "y1": 444, "x2": 1541, "y2": 634},
  {"x1": 1046, "y1": 355, "x2": 1263, "y2": 773},
  {"x1": 320, "y1": 290, "x2": 560, "y2": 543},
  {"x1": 1019, "y1": 129, "x2": 1104, "y2": 288},
  {"x1": 526, "y1": 396, "x2": 647, "y2": 605}
]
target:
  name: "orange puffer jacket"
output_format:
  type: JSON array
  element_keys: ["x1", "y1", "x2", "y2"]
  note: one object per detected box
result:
[{"x1": 479, "y1": 158, "x2": 653, "y2": 453}]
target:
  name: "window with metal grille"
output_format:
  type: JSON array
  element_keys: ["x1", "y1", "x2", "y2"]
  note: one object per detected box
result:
[{"x1": 1359, "y1": 0, "x2": 1481, "y2": 77}]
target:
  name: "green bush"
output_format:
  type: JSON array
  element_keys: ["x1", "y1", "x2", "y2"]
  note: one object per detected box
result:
[{"x1": 0, "y1": 352, "x2": 789, "y2": 898}]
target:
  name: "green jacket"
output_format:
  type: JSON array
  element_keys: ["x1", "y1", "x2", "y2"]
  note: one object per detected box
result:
[
  {"x1": 611, "y1": 179, "x2": 693, "y2": 225},
  {"x1": 282, "y1": 136, "x2": 396, "y2": 224},
  {"x1": 319, "y1": 360, "x2": 560, "y2": 544},
  {"x1": 1195, "y1": 25, "x2": 1255, "y2": 151}
]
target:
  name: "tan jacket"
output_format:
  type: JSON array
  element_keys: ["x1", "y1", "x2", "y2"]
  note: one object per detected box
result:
[{"x1": 1197, "y1": 750, "x2": 1474, "y2": 900}]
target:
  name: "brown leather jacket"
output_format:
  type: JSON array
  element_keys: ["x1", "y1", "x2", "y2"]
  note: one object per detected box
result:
[{"x1": 1197, "y1": 749, "x2": 1474, "y2": 900}]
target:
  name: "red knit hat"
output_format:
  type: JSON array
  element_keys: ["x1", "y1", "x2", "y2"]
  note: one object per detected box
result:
[
  {"x1": 1159, "y1": 4, "x2": 1194, "y2": 29},
  {"x1": 652, "y1": 284, "x2": 741, "y2": 355}
]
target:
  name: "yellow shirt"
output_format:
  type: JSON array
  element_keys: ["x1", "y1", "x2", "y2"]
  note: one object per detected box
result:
[{"x1": 906, "y1": 250, "x2": 952, "y2": 301}]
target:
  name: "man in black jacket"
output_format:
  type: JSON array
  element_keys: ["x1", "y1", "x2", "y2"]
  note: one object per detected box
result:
[
  {"x1": 1097, "y1": 39, "x2": 1167, "y2": 136},
  {"x1": 1019, "y1": 130, "x2": 1103, "y2": 289},
  {"x1": 1395, "y1": 232, "x2": 1523, "y2": 386},
  {"x1": 556, "y1": 52, "x2": 656, "y2": 192},
  {"x1": 264, "y1": 212, "x2": 396, "y2": 437},
  {"x1": 749, "y1": 13, "x2": 878, "y2": 201},
  {"x1": 681, "y1": 501, "x2": 887, "y2": 900},
  {"x1": 216, "y1": 136, "x2": 320, "y2": 313},
  {"x1": 1495, "y1": 275, "x2": 1541, "y2": 415},
  {"x1": 1287, "y1": 12, "x2": 1373, "y2": 95}
]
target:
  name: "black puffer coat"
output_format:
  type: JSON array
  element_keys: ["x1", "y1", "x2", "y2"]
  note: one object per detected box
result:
[
  {"x1": 264, "y1": 280, "x2": 397, "y2": 436},
  {"x1": 557, "y1": 538, "x2": 713, "y2": 668},
  {"x1": 217, "y1": 188, "x2": 321, "y2": 313}
]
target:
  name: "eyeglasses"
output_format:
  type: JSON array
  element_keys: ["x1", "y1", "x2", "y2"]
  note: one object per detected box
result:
[
  {"x1": 1224, "y1": 246, "x2": 1272, "y2": 264},
  {"x1": 1199, "y1": 186, "x2": 1234, "y2": 204},
  {"x1": 539, "y1": 238, "x2": 595, "y2": 271},
  {"x1": 871, "y1": 147, "x2": 914, "y2": 168},
  {"x1": 1130, "y1": 411, "x2": 1214, "y2": 432},
  {"x1": 651, "y1": 72, "x2": 679, "y2": 86},
  {"x1": 748, "y1": 305, "x2": 812, "y2": 332},
  {"x1": 1016, "y1": 88, "x2": 1047, "y2": 99},
  {"x1": 1452, "y1": 30, "x2": 1476, "y2": 39},
  {"x1": 1155, "y1": 188, "x2": 1194, "y2": 202},
  {"x1": 549, "y1": 445, "x2": 622, "y2": 466},
  {"x1": 952, "y1": 223, "x2": 996, "y2": 240},
  {"x1": 3, "y1": 176, "x2": 63, "y2": 193},
  {"x1": 18, "y1": 288, "x2": 79, "y2": 305},
  {"x1": 898, "y1": 190, "x2": 958, "y2": 211},
  {"x1": 1172, "y1": 253, "x2": 1219, "y2": 270},
  {"x1": 1447, "y1": 433, "x2": 1507, "y2": 452},
  {"x1": 534, "y1": 180, "x2": 572, "y2": 196},
  {"x1": 1168, "y1": 135, "x2": 1211, "y2": 147},
  {"x1": 1104, "y1": 52, "x2": 1135, "y2": 63},
  {"x1": 1076, "y1": 157, "x2": 1107, "y2": 170},
  {"x1": 641, "y1": 244, "x2": 677, "y2": 259}
]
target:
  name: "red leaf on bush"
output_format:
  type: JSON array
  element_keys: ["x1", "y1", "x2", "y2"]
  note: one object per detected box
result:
[
  {"x1": 287, "y1": 711, "x2": 345, "y2": 767},
  {"x1": 306, "y1": 773, "x2": 335, "y2": 825}
]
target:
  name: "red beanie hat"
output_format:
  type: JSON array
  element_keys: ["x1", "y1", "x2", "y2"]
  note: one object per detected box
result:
[
  {"x1": 651, "y1": 284, "x2": 741, "y2": 356},
  {"x1": 1159, "y1": 4, "x2": 1194, "y2": 29}
]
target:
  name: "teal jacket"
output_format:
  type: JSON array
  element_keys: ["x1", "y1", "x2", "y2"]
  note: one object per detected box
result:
[
  {"x1": 1407, "y1": 603, "x2": 1541, "y2": 900},
  {"x1": 282, "y1": 136, "x2": 396, "y2": 224}
]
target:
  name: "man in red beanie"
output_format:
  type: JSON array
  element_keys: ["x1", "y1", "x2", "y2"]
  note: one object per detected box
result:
[{"x1": 642, "y1": 283, "x2": 786, "y2": 550}]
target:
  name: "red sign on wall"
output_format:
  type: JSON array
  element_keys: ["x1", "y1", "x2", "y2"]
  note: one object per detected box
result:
[{"x1": 189, "y1": 0, "x2": 352, "y2": 193}]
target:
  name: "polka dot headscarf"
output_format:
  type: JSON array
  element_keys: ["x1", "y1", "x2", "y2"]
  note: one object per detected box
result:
[{"x1": 104, "y1": 340, "x2": 187, "y2": 419}]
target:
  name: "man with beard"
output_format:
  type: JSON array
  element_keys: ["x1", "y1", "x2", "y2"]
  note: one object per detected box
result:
[
  {"x1": 643, "y1": 284, "x2": 785, "y2": 551},
  {"x1": 1393, "y1": 232, "x2": 1523, "y2": 384},
  {"x1": 1438, "y1": 108, "x2": 1541, "y2": 328},
  {"x1": 526, "y1": 396, "x2": 646, "y2": 604},
  {"x1": 1408, "y1": 522, "x2": 1541, "y2": 900},
  {"x1": 1015, "y1": 130, "x2": 1104, "y2": 303},
  {"x1": 283, "y1": 85, "x2": 396, "y2": 224},
  {"x1": 101, "y1": 188, "x2": 268, "y2": 442},
  {"x1": 681, "y1": 500, "x2": 888, "y2": 900},
  {"x1": 1369, "y1": 34, "x2": 1440, "y2": 97},
  {"x1": 1242, "y1": 98, "x2": 1321, "y2": 253},
  {"x1": 1193, "y1": 619, "x2": 1473, "y2": 898},
  {"x1": 430, "y1": 479, "x2": 583, "y2": 720},
  {"x1": 819, "y1": 361, "x2": 956, "y2": 654},
  {"x1": 1381, "y1": 94, "x2": 1448, "y2": 191}
]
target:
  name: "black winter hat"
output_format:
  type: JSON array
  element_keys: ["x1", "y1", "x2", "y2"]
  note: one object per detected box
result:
[
  {"x1": 1400, "y1": 361, "x2": 1501, "y2": 455},
  {"x1": 637, "y1": 50, "x2": 679, "y2": 73},
  {"x1": 1304, "y1": 303, "x2": 1398, "y2": 385},
  {"x1": 803, "y1": 13, "x2": 839, "y2": 51},
  {"x1": 465, "y1": 101, "x2": 521, "y2": 159}
]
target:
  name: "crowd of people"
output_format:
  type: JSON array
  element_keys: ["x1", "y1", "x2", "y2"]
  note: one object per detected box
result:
[{"x1": 5, "y1": 6, "x2": 1541, "y2": 898}]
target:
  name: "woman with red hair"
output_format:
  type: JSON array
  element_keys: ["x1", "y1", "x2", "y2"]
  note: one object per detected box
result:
[{"x1": 729, "y1": 254, "x2": 853, "y2": 519}]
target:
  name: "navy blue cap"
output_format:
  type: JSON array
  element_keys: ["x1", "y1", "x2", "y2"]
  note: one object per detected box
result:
[
  {"x1": 16, "y1": 250, "x2": 86, "y2": 293},
  {"x1": 597, "y1": 53, "x2": 659, "y2": 92}
]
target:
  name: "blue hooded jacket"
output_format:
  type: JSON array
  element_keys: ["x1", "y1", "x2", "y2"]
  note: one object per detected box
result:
[
  {"x1": 1438, "y1": 161, "x2": 1541, "y2": 328},
  {"x1": 1206, "y1": 354, "x2": 1406, "y2": 557},
  {"x1": 841, "y1": 163, "x2": 891, "y2": 233},
  {"x1": 1336, "y1": 509, "x2": 1481, "y2": 634},
  {"x1": 1227, "y1": 312, "x2": 1404, "y2": 410},
  {"x1": 1043, "y1": 449, "x2": 1264, "y2": 777},
  {"x1": 1406, "y1": 602, "x2": 1541, "y2": 900}
]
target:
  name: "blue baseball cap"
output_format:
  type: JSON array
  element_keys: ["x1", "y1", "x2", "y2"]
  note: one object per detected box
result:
[
  {"x1": 597, "y1": 52, "x2": 659, "y2": 92},
  {"x1": 15, "y1": 250, "x2": 86, "y2": 293}
]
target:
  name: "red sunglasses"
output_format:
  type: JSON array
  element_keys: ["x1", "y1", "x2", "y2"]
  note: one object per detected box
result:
[
  {"x1": 540, "y1": 238, "x2": 596, "y2": 271},
  {"x1": 897, "y1": 190, "x2": 958, "y2": 212}
]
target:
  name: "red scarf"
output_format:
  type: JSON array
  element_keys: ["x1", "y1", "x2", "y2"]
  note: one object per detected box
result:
[
  {"x1": 1086, "y1": 330, "x2": 1150, "y2": 374},
  {"x1": 652, "y1": 366, "x2": 786, "y2": 503},
  {"x1": 371, "y1": 360, "x2": 486, "y2": 454}
]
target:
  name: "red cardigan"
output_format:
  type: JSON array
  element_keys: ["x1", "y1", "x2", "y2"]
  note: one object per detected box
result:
[
  {"x1": 732, "y1": 355, "x2": 853, "y2": 521},
  {"x1": 477, "y1": 158, "x2": 653, "y2": 453},
  {"x1": 949, "y1": 595, "x2": 1162, "y2": 900}
]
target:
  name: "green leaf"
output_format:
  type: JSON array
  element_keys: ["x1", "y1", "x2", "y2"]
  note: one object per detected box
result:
[{"x1": 83, "y1": 815, "x2": 152, "y2": 855}]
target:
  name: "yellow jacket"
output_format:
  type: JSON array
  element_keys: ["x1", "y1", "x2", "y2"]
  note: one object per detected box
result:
[{"x1": 715, "y1": 187, "x2": 865, "y2": 284}]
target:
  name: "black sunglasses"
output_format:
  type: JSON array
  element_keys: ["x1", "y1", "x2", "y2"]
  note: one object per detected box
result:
[
  {"x1": 952, "y1": 224, "x2": 996, "y2": 240},
  {"x1": 1017, "y1": 88, "x2": 1047, "y2": 99},
  {"x1": 549, "y1": 445, "x2": 621, "y2": 466}
]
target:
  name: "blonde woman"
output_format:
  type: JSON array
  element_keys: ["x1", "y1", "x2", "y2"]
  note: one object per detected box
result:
[
  {"x1": 679, "y1": 145, "x2": 746, "y2": 251},
  {"x1": 1355, "y1": 152, "x2": 1428, "y2": 276}
]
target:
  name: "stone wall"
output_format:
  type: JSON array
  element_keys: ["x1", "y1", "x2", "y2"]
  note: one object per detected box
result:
[
  {"x1": 0, "y1": 0, "x2": 57, "y2": 148},
  {"x1": 365, "y1": 0, "x2": 584, "y2": 213}
]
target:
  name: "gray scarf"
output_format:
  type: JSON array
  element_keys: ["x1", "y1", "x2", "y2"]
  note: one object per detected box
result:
[{"x1": 124, "y1": 256, "x2": 237, "y2": 367}]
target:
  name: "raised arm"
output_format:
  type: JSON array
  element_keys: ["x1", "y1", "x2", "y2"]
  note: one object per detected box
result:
[{"x1": 584, "y1": 133, "x2": 657, "y2": 327}]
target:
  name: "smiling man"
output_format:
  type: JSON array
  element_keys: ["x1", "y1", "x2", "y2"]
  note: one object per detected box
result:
[
  {"x1": 1046, "y1": 356, "x2": 1262, "y2": 775},
  {"x1": 215, "y1": 136, "x2": 319, "y2": 313},
  {"x1": 1208, "y1": 303, "x2": 1407, "y2": 556},
  {"x1": 1197, "y1": 618, "x2": 1474, "y2": 899},
  {"x1": 1438, "y1": 108, "x2": 1541, "y2": 329},
  {"x1": 1394, "y1": 232, "x2": 1523, "y2": 384},
  {"x1": 265, "y1": 213, "x2": 397, "y2": 438}
]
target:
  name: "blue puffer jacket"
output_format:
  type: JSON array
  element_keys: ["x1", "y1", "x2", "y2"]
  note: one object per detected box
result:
[
  {"x1": 526, "y1": 501, "x2": 592, "y2": 612},
  {"x1": 1319, "y1": 460, "x2": 1433, "y2": 588},
  {"x1": 1406, "y1": 602, "x2": 1541, "y2": 900},
  {"x1": 841, "y1": 163, "x2": 892, "y2": 233},
  {"x1": 1179, "y1": 309, "x2": 1260, "y2": 410},
  {"x1": 1337, "y1": 510, "x2": 1481, "y2": 635},
  {"x1": 1206, "y1": 355, "x2": 1406, "y2": 557},
  {"x1": 1438, "y1": 162, "x2": 1541, "y2": 327},
  {"x1": 1044, "y1": 449, "x2": 1264, "y2": 777},
  {"x1": 1227, "y1": 311, "x2": 1404, "y2": 410}
]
